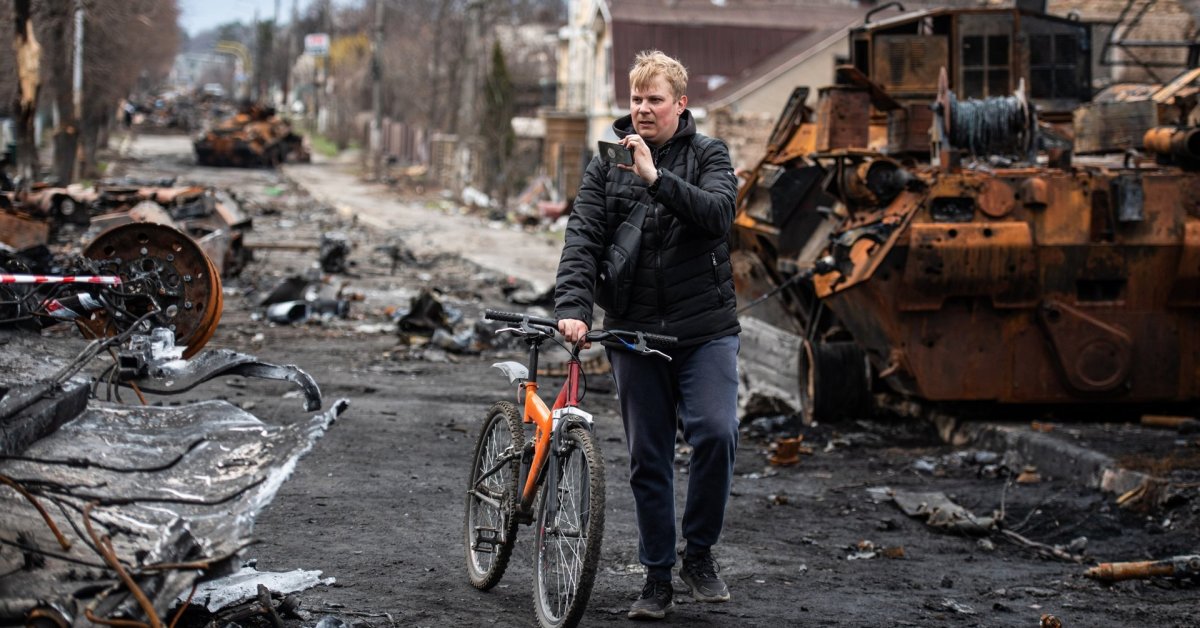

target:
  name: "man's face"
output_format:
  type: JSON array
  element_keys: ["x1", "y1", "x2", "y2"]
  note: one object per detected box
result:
[{"x1": 630, "y1": 75, "x2": 686, "y2": 146}]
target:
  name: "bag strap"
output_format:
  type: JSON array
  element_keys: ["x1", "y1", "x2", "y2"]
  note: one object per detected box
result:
[
  {"x1": 600, "y1": 158, "x2": 649, "y2": 238},
  {"x1": 624, "y1": 200, "x2": 648, "y2": 228},
  {"x1": 686, "y1": 133, "x2": 716, "y2": 185}
]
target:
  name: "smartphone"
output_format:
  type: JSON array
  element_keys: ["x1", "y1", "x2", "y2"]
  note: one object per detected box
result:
[{"x1": 598, "y1": 141, "x2": 633, "y2": 166}]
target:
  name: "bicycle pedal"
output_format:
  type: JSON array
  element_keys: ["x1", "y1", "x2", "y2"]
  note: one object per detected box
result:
[{"x1": 473, "y1": 527, "x2": 502, "y2": 552}]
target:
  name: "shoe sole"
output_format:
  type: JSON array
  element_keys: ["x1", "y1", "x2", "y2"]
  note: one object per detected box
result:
[
  {"x1": 679, "y1": 574, "x2": 731, "y2": 603},
  {"x1": 627, "y1": 602, "x2": 673, "y2": 620}
]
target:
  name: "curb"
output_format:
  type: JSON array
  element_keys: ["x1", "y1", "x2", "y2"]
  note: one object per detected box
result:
[{"x1": 954, "y1": 421, "x2": 1163, "y2": 502}]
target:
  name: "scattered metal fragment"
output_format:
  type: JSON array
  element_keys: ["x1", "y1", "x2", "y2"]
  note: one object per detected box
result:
[
  {"x1": 1085, "y1": 555, "x2": 1200, "y2": 582},
  {"x1": 885, "y1": 489, "x2": 996, "y2": 536},
  {"x1": 1140, "y1": 414, "x2": 1200, "y2": 434},
  {"x1": 1016, "y1": 466, "x2": 1042, "y2": 484},
  {"x1": 846, "y1": 539, "x2": 906, "y2": 560},
  {"x1": 768, "y1": 436, "x2": 808, "y2": 466},
  {"x1": 184, "y1": 566, "x2": 334, "y2": 613},
  {"x1": 319, "y1": 232, "x2": 352, "y2": 274},
  {"x1": 118, "y1": 339, "x2": 323, "y2": 412},
  {"x1": 0, "y1": 392, "x2": 347, "y2": 625}
]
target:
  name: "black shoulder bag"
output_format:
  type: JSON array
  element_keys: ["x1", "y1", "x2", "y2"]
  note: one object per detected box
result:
[{"x1": 595, "y1": 201, "x2": 647, "y2": 316}]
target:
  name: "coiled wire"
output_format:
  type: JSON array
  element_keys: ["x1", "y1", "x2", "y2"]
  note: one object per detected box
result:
[{"x1": 946, "y1": 90, "x2": 1034, "y2": 157}]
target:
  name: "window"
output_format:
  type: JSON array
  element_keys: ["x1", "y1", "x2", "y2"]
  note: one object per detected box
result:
[
  {"x1": 1030, "y1": 32, "x2": 1081, "y2": 99},
  {"x1": 961, "y1": 34, "x2": 1010, "y2": 98}
]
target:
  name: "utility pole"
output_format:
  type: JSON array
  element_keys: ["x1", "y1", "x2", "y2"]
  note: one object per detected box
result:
[
  {"x1": 284, "y1": 0, "x2": 297, "y2": 107},
  {"x1": 456, "y1": 0, "x2": 484, "y2": 195},
  {"x1": 252, "y1": 6, "x2": 260, "y2": 101},
  {"x1": 273, "y1": 0, "x2": 280, "y2": 105},
  {"x1": 371, "y1": 0, "x2": 384, "y2": 180},
  {"x1": 71, "y1": 0, "x2": 84, "y2": 181}
]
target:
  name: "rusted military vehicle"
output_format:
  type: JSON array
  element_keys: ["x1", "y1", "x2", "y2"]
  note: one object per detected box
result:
[
  {"x1": 733, "y1": 2, "x2": 1200, "y2": 423},
  {"x1": 194, "y1": 103, "x2": 309, "y2": 167}
]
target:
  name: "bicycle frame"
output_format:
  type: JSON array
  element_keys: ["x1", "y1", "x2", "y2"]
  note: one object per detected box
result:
[{"x1": 492, "y1": 333, "x2": 592, "y2": 516}]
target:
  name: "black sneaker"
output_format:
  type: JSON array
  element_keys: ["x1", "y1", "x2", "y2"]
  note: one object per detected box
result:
[
  {"x1": 679, "y1": 552, "x2": 730, "y2": 602},
  {"x1": 628, "y1": 578, "x2": 674, "y2": 620}
]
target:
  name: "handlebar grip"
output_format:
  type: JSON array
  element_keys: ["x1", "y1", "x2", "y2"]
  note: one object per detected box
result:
[
  {"x1": 484, "y1": 309, "x2": 559, "y2": 329},
  {"x1": 640, "y1": 332, "x2": 678, "y2": 348}
]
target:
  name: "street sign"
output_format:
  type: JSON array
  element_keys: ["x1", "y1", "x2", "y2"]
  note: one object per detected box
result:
[{"x1": 304, "y1": 33, "x2": 330, "y2": 56}]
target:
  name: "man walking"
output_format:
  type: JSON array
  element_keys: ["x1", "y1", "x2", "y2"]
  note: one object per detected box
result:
[{"x1": 554, "y1": 49, "x2": 741, "y2": 620}]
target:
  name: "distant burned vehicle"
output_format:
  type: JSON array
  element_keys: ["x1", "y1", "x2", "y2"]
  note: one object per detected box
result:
[
  {"x1": 734, "y1": 3, "x2": 1200, "y2": 423},
  {"x1": 194, "y1": 103, "x2": 310, "y2": 167}
]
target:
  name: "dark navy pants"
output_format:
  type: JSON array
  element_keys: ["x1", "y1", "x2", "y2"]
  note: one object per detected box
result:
[{"x1": 607, "y1": 334, "x2": 739, "y2": 582}]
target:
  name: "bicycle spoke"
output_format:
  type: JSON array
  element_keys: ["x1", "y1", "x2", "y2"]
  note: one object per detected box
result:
[{"x1": 530, "y1": 424, "x2": 607, "y2": 626}]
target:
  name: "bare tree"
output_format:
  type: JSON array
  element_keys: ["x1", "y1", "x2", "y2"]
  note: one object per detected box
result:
[
  {"x1": 41, "y1": 0, "x2": 75, "y2": 184},
  {"x1": 77, "y1": 0, "x2": 181, "y2": 177},
  {"x1": 11, "y1": 0, "x2": 41, "y2": 180},
  {"x1": 0, "y1": 1, "x2": 181, "y2": 183}
]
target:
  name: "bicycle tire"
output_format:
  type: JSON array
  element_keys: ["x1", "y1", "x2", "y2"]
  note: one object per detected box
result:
[
  {"x1": 464, "y1": 401, "x2": 523, "y2": 590},
  {"x1": 532, "y1": 425, "x2": 605, "y2": 628}
]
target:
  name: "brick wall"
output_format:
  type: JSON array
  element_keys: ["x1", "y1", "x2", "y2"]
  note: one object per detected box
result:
[{"x1": 1047, "y1": 0, "x2": 1197, "y2": 83}]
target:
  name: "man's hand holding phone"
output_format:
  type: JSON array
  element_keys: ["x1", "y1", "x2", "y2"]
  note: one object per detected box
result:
[
  {"x1": 600, "y1": 136, "x2": 659, "y2": 186},
  {"x1": 598, "y1": 141, "x2": 633, "y2": 166}
]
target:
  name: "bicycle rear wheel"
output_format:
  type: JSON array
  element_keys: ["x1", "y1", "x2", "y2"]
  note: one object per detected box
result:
[
  {"x1": 465, "y1": 401, "x2": 523, "y2": 590},
  {"x1": 532, "y1": 425, "x2": 605, "y2": 628}
]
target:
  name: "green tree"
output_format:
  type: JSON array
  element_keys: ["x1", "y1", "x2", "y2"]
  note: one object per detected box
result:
[{"x1": 480, "y1": 40, "x2": 514, "y2": 209}]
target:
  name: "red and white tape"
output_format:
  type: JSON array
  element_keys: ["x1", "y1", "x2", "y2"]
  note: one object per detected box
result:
[{"x1": 0, "y1": 274, "x2": 122, "y2": 285}]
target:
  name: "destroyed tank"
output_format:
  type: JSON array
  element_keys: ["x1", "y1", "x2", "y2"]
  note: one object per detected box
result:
[
  {"x1": 733, "y1": 3, "x2": 1200, "y2": 423},
  {"x1": 194, "y1": 103, "x2": 308, "y2": 168}
]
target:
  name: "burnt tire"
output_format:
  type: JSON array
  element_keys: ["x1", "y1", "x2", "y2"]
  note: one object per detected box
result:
[{"x1": 798, "y1": 339, "x2": 872, "y2": 425}]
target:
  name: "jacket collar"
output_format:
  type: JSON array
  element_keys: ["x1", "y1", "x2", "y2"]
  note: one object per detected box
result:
[
  {"x1": 613, "y1": 110, "x2": 696, "y2": 147},
  {"x1": 613, "y1": 110, "x2": 695, "y2": 166}
]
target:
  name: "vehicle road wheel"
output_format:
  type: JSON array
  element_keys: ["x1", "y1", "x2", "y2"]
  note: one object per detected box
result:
[
  {"x1": 55, "y1": 196, "x2": 89, "y2": 226},
  {"x1": 798, "y1": 339, "x2": 872, "y2": 425},
  {"x1": 464, "y1": 401, "x2": 523, "y2": 590},
  {"x1": 532, "y1": 425, "x2": 605, "y2": 628}
]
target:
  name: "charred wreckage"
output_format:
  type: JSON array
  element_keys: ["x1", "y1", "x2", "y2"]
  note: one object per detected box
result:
[
  {"x1": 734, "y1": 2, "x2": 1200, "y2": 424},
  {"x1": 1, "y1": 210, "x2": 344, "y2": 623}
]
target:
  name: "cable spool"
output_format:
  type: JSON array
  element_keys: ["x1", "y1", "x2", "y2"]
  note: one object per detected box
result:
[{"x1": 934, "y1": 69, "x2": 1036, "y2": 158}]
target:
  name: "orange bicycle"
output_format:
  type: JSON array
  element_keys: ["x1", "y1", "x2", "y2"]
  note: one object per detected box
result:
[{"x1": 464, "y1": 309, "x2": 675, "y2": 628}]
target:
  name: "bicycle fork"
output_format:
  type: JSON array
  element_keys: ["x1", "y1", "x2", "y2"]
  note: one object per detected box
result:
[{"x1": 541, "y1": 409, "x2": 595, "y2": 533}]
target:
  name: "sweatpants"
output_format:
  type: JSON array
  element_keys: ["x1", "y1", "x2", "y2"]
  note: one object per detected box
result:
[{"x1": 606, "y1": 334, "x2": 740, "y2": 582}]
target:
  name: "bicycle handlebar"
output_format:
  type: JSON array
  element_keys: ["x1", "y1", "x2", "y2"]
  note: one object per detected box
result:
[
  {"x1": 588, "y1": 329, "x2": 677, "y2": 350},
  {"x1": 485, "y1": 308, "x2": 678, "y2": 354},
  {"x1": 485, "y1": 309, "x2": 558, "y2": 329}
]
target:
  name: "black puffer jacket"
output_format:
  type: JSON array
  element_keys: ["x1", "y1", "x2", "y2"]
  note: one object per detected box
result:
[{"x1": 554, "y1": 111, "x2": 740, "y2": 346}]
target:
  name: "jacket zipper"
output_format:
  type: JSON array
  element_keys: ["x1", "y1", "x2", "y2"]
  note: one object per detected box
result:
[
  {"x1": 653, "y1": 144, "x2": 667, "y2": 329},
  {"x1": 711, "y1": 251, "x2": 723, "y2": 309}
]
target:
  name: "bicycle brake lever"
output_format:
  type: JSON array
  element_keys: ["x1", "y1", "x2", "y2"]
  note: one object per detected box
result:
[
  {"x1": 632, "y1": 332, "x2": 672, "y2": 361},
  {"x1": 645, "y1": 347, "x2": 672, "y2": 362},
  {"x1": 496, "y1": 326, "x2": 524, "y2": 335}
]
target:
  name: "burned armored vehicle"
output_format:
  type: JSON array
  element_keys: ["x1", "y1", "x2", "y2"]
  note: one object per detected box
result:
[
  {"x1": 194, "y1": 103, "x2": 309, "y2": 167},
  {"x1": 734, "y1": 2, "x2": 1200, "y2": 423}
]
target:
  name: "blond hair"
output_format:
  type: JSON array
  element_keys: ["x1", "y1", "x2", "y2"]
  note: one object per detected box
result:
[{"x1": 630, "y1": 50, "x2": 688, "y2": 100}]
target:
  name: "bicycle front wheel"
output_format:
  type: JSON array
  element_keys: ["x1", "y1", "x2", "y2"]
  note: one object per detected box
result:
[
  {"x1": 465, "y1": 401, "x2": 523, "y2": 590},
  {"x1": 532, "y1": 425, "x2": 605, "y2": 628}
]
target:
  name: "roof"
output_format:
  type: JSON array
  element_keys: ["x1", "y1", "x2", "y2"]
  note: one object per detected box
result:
[
  {"x1": 704, "y1": 25, "x2": 852, "y2": 108},
  {"x1": 604, "y1": 0, "x2": 976, "y2": 106},
  {"x1": 608, "y1": 0, "x2": 867, "y2": 29},
  {"x1": 607, "y1": 0, "x2": 867, "y2": 105}
]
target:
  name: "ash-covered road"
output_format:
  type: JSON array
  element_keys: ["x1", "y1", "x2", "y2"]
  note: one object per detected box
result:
[{"x1": 117, "y1": 136, "x2": 1198, "y2": 628}]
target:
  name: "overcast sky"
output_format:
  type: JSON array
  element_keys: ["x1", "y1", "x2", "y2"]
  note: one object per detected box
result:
[{"x1": 179, "y1": 0, "x2": 304, "y2": 35}]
